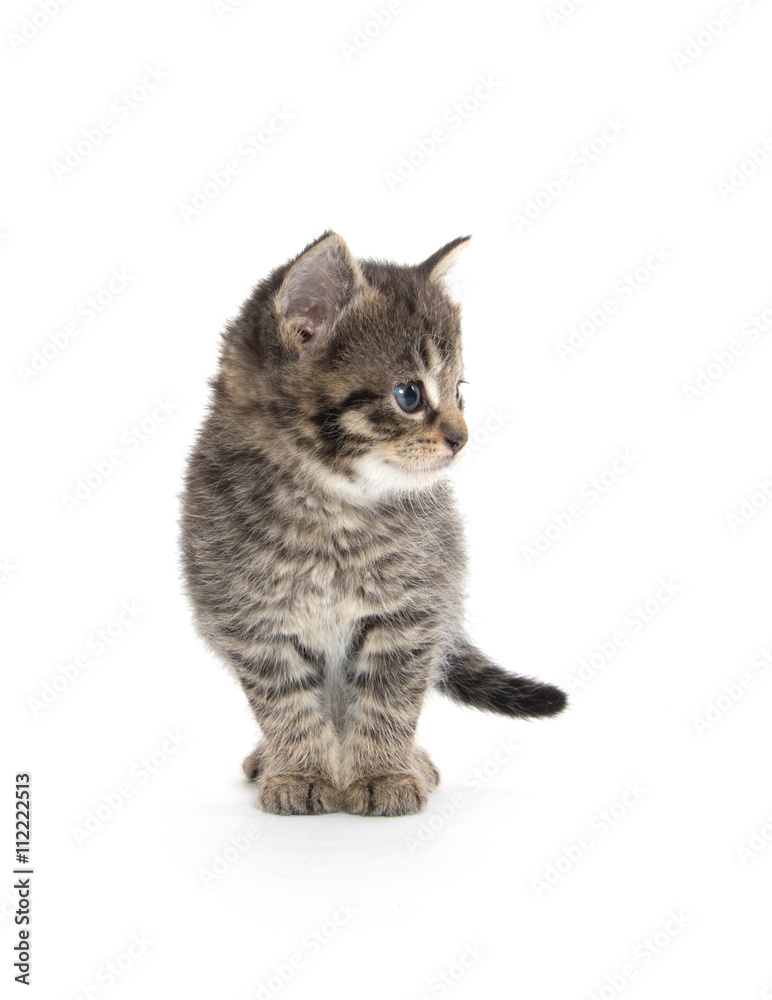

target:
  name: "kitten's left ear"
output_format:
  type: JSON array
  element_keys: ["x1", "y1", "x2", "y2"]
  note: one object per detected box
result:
[
  {"x1": 277, "y1": 232, "x2": 363, "y2": 354},
  {"x1": 418, "y1": 235, "x2": 471, "y2": 283}
]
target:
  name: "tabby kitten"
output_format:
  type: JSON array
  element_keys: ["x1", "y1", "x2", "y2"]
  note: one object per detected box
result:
[{"x1": 180, "y1": 232, "x2": 566, "y2": 817}]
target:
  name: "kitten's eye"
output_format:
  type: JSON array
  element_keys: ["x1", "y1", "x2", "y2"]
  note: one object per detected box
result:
[{"x1": 394, "y1": 382, "x2": 422, "y2": 412}]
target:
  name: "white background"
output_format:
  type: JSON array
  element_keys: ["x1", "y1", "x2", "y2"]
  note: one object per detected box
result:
[{"x1": 3, "y1": 0, "x2": 771, "y2": 998}]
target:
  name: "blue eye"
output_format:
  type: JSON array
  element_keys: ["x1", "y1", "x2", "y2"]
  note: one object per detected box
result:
[{"x1": 394, "y1": 382, "x2": 422, "y2": 412}]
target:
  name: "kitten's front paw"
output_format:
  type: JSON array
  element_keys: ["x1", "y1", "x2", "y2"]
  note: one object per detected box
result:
[
  {"x1": 342, "y1": 774, "x2": 430, "y2": 817},
  {"x1": 257, "y1": 774, "x2": 339, "y2": 815}
]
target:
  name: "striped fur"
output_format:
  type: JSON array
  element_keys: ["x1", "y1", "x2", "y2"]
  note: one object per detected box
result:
[{"x1": 180, "y1": 233, "x2": 566, "y2": 816}]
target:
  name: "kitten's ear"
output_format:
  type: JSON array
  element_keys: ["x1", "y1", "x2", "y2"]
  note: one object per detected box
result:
[
  {"x1": 418, "y1": 235, "x2": 471, "y2": 283},
  {"x1": 276, "y1": 232, "x2": 363, "y2": 354}
]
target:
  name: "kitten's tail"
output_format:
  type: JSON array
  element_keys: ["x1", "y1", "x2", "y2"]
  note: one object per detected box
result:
[{"x1": 437, "y1": 640, "x2": 568, "y2": 718}]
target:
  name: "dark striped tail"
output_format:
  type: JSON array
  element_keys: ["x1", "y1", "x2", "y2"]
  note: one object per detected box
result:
[{"x1": 437, "y1": 640, "x2": 567, "y2": 718}]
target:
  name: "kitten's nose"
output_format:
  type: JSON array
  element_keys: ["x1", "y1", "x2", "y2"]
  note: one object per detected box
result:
[{"x1": 444, "y1": 428, "x2": 468, "y2": 455}]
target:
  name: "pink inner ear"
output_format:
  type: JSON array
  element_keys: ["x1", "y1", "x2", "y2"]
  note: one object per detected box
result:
[
  {"x1": 279, "y1": 234, "x2": 360, "y2": 351},
  {"x1": 286, "y1": 279, "x2": 336, "y2": 345},
  {"x1": 292, "y1": 302, "x2": 329, "y2": 350},
  {"x1": 298, "y1": 301, "x2": 327, "y2": 333}
]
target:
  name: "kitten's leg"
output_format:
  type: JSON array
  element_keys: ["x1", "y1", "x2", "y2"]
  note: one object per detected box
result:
[
  {"x1": 230, "y1": 642, "x2": 340, "y2": 815},
  {"x1": 416, "y1": 747, "x2": 441, "y2": 791},
  {"x1": 242, "y1": 741, "x2": 267, "y2": 781},
  {"x1": 339, "y1": 614, "x2": 440, "y2": 817}
]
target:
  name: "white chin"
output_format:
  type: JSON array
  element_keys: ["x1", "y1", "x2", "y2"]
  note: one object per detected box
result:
[{"x1": 354, "y1": 453, "x2": 451, "y2": 497}]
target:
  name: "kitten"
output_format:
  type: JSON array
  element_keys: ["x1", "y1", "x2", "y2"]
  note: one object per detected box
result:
[{"x1": 180, "y1": 232, "x2": 566, "y2": 817}]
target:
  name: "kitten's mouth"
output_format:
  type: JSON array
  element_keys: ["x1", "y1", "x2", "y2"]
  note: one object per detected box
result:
[
  {"x1": 422, "y1": 454, "x2": 454, "y2": 473},
  {"x1": 386, "y1": 453, "x2": 455, "y2": 476},
  {"x1": 354, "y1": 450, "x2": 457, "y2": 496}
]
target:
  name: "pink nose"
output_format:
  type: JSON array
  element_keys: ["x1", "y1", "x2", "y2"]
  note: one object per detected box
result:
[{"x1": 444, "y1": 429, "x2": 468, "y2": 454}]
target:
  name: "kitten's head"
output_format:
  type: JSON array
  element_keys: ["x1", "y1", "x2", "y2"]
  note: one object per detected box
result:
[{"x1": 218, "y1": 232, "x2": 471, "y2": 499}]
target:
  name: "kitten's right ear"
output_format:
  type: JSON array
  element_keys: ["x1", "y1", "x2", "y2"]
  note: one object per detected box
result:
[
  {"x1": 276, "y1": 232, "x2": 363, "y2": 354},
  {"x1": 418, "y1": 235, "x2": 471, "y2": 283}
]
